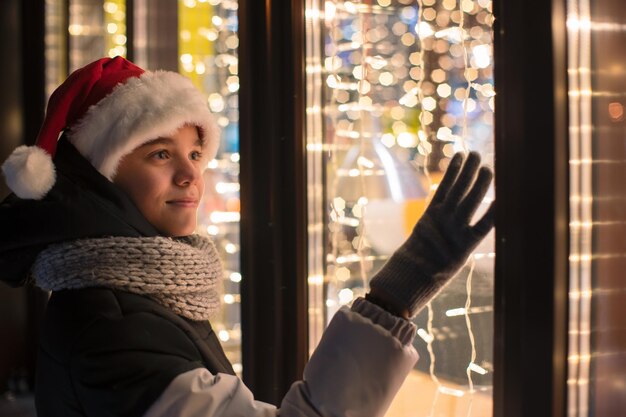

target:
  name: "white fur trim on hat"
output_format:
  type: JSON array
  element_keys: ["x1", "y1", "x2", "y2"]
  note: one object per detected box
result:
[
  {"x1": 1, "y1": 145, "x2": 56, "y2": 200},
  {"x1": 68, "y1": 71, "x2": 220, "y2": 180}
]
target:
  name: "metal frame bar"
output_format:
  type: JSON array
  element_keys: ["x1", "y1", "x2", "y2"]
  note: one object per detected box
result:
[
  {"x1": 238, "y1": 0, "x2": 308, "y2": 405},
  {"x1": 492, "y1": 0, "x2": 569, "y2": 416}
]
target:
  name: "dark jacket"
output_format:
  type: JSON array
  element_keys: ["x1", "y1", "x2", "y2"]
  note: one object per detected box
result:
[{"x1": 36, "y1": 288, "x2": 234, "y2": 416}]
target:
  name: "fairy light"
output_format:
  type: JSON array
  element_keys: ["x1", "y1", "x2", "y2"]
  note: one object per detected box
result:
[
  {"x1": 464, "y1": 258, "x2": 477, "y2": 417},
  {"x1": 468, "y1": 362, "x2": 488, "y2": 375},
  {"x1": 218, "y1": 329, "x2": 230, "y2": 342},
  {"x1": 567, "y1": 1, "x2": 593, "y2": 416},
  {"x1": 445, "y1": 305, "x2": 493, "y2": 317},
  {"x1": 438, "y1": 386, "x2": 465, "y2": 397},
  {"x1": 103, "y1": 1, "x2": 127, "y2": 58},
  {"x1": 305, "y1": 0, "x2": 328, "y2": 355},
  {"x1": 215, "y1": 182, "x2": 240, "y2": 194},
  {"x1": 209, "y1": 211, "x2": 240, "y2": 223},
  {"x1": 223, "y1": 294, "x2": 235, "y2": 304},
  {"x1": 224, "y1": 242, "x2": 238, "y2": 254},
  {"x1": 44, "y1": 0, "x2": 66, "y2": 100},
  {"x1": 427, "y1": 302, "x2": 442, "y2": 415}
]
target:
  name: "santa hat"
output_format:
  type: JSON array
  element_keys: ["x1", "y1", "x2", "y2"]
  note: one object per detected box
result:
[{"x1": 2, "y1": 56, "x2": 219, "y2": 200}]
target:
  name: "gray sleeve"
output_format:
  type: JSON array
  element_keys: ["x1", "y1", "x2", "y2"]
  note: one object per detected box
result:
[
  {"x1": 146, "y1": 308, "x2": 419, "y2": 417},
  {"x1": 350, "y1": 297, "x2": 417, "y2": 345}
]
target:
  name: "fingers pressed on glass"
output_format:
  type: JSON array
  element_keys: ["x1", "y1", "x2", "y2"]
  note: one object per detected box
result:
[
  {"x1": 471, "y1": 200, "x2": 496, "y2": 238},
  {"x1": 445, "y1": 151, "x2": 481, "y2": 206},
  {"x1": 457, "y1": 166, "x2": 493, "y2": 223},
  {"x1": 430, "y1": 152, "x2": 464, "y2": 205}
]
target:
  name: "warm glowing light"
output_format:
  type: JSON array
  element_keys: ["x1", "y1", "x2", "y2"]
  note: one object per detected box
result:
[
  {"x1": 338, "y1": 288, "x2": 354, "y2": 304},
  {"x1": 468, "y1": 362, "x2": 488, "y2": 375},
  {"x1": 608, "y1": 102, "x2": 624, "y2": 121},
  {"x1": 224, "y1": 243, "x2": 238, "y2": 254},
  {"x1": 208, "y1": 93, "x2": 225, "y2": 112},
  {"x1": 210, "y1": 212, "x2": 241, "y2": 223},
  {"x1": 397, "y1": 132, "x2": 418, "y2": 148},
  {"x1": 437, "y1": 83, "x2": 452, "y2": 97},
  {"x1": 417, "y1": 328, "x2": 434, "y2": 343},
  {"x1": 417, "y1": 22, "x2": 435, "y2": 38},
  {"x1": 357, "y1": 156, "x2": 375, "y2": 169},
  {"x1": 308, "y1": 275, "x2": 324, "y2": 285},
  {"x1": 215, "y1": 182, "x2": 240, "y2": 194},
  {"x1": 472, "y1": 44, "x2": 491, "y2": 68},
  {"x1": 226, "y1": 76, "x2": 240, "y2": 92},
  {"x1": 195, "y1": 62, "x2": 206, "y2": 74},
  {"x1": 439, "y1": 386, "x2": 465, "y2": 397},
  {"x1": 336, "y1": 267, "x2": 351, "y2": 282},
  {"x1": 325, "y1": 1, "x2": 336, "y2": 21},
  {"x1": 379, "y1": 72, "x2": 394, "y2": 86},
  {"x1": 103, "y1": 2, "x2": 118, "y2": 13},
  {"x1": 218, "y1": 330, "x2": 230, "y2": 342},
  {"x1": 422, "y1": 96, "x2": 437, "y2": 111}
]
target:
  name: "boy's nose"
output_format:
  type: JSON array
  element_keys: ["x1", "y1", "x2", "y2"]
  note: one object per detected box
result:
[{"x1": 174, "y1": 159, "x2": 201, "y2": 186}]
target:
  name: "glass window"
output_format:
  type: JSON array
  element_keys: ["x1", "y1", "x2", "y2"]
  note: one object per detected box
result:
[
  {"x1": 45, "y1": 0, "x2": 67, "y2": 99},
  {"x1": 69, "y1": 0, "x2": 127, "y2": 71},
  {"x1": 306, "y1": 0, "x2": 495, "y2": 415},
  {"x1": 178, "y1": 0, "x2": 242, "y2": 376}
]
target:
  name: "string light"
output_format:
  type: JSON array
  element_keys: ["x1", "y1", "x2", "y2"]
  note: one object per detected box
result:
[
  {"x1": 567, "y1": 1, "x2": 593, "y2": 416},
  {"x1": 103, "y1": 1, "x2": 127, "y2": 58},
  {"x1": 45, "y1": 0, "x2": 67, "y2": 99}
]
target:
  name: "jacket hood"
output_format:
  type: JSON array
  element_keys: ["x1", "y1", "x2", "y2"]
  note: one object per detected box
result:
[{"x1": 0, "y1": 135, "x2": 160, "y2": 287}]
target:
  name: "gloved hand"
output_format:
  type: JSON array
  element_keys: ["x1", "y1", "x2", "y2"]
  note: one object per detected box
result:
[{"x1": 367, "y1": 151, "x2": 495, "y2": 318}]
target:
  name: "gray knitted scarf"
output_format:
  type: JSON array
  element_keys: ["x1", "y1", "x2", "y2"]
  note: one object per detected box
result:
[{"x1": 33, "y1": 235, "x2": 222, "y2": 321}]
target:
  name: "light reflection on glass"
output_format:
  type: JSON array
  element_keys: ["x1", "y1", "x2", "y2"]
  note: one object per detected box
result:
[{"x1": 567, "y1": 0, "x2": 626, "y2": 415}]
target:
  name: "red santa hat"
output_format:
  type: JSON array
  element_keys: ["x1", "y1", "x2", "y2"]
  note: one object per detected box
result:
[{"x1": 2, "y1": 56, "x2": 219, "y2": 200}]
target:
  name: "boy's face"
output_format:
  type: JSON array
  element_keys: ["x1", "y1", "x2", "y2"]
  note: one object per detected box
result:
[{"x1": 113, "y1": 125, "x2": 206, "y2": 237}]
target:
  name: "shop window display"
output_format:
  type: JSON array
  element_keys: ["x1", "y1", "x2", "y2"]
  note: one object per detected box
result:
[{"x1": 305, "y1": 0, "x2": 495, "y2": 415}]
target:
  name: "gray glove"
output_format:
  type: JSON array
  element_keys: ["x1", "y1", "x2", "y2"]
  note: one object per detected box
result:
[{"x1": 367, "y1": 151, "x2": 495, "y2": 318}]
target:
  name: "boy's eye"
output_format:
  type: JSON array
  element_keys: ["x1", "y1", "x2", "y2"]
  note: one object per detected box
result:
[
  {"x1": 191, "y1": 150, "x2": 203, "y2": 161},
  {"x1": 152, "y1": 150, "x2": 169, "y2": 160}
]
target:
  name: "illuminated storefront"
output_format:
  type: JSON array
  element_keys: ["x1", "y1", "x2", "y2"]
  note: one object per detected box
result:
[{"x1": 18, "y1": 0, "x2": 624, "y2": 415}]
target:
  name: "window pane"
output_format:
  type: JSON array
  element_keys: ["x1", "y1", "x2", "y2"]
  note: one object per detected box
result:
[
  {"x1": 178, "y1": 0, "x2": 242, "y2": 376},
  {"x1": 306, "y1": 0, "x2": 495, "y2": 415}
]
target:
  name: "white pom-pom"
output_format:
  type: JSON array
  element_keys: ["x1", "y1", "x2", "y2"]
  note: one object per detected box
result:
[{"x1": 1, "y1": 145, "x2": 56, "y2": 200}]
